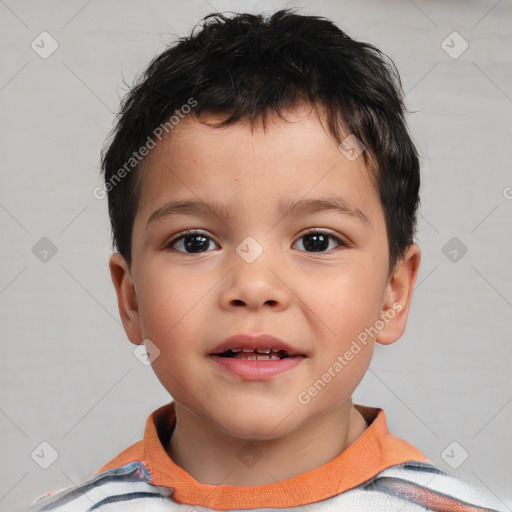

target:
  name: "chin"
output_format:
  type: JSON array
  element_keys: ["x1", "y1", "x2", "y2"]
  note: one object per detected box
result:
[{"x1": 214, "y1": 405, "x2": 298, "y2": 441}]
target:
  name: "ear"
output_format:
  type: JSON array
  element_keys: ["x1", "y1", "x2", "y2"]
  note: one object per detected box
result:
[
  {"x1": 376, "y1": 244, "x2": 421, "y2": 345},
  {"x1": 109, "y1": 253, "x2": 143, "y2": 346}
]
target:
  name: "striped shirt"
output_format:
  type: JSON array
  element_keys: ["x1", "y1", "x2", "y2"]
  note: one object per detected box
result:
[{"x1": 29, "y1": 402, "x2": 506, "y2": 511}]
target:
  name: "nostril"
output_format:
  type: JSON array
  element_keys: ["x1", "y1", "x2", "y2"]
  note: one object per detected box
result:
[{"x1": 229, "y1": 299, "x2": 278, "y2": 307}]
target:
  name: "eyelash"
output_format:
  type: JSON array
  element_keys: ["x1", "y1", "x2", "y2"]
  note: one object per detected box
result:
[{"x1": 165, "y1": 229, "x2": 347, "y2": 254}]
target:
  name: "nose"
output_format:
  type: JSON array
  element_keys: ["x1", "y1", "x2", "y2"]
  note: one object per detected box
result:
[{"x1": 219, "y1": 254, "x2": 292, "y2": 312}]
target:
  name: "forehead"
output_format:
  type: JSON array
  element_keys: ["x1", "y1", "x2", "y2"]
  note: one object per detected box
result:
[{"x1": 135, "y1": 105, "x2": 382, "y2": 229}]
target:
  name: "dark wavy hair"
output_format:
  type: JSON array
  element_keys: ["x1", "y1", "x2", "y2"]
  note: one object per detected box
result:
[{"x1": 101, "y1": 8, "x2": 420, "y2": 272}]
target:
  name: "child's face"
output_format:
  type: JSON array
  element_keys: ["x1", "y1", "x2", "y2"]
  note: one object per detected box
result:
[{"x1": 110, "y1": 104, "x2": 419, "y2": 440}]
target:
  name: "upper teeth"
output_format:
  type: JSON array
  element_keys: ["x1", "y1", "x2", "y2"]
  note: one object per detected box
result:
[{"x1": 234, "y1": 348, "x2": 273, "y2": 353}]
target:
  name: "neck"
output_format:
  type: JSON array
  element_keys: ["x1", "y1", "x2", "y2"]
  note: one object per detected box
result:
[{"x1": 167, "y1": 400, "x2": 368, "y2": 486}]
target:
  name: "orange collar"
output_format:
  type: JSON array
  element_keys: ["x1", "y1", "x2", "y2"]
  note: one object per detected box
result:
[{"x1": 98, "y1": 401, "x2": 428, "y2": 510}]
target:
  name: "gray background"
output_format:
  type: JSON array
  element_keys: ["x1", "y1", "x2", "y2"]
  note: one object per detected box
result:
[{"x1": 1, "y1": 0, "x2": 511, "y2": 510}]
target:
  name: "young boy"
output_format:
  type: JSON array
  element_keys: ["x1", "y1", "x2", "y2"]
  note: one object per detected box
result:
[{"x1": 30, "y1": 9, "x2": 505, "y2": 512}]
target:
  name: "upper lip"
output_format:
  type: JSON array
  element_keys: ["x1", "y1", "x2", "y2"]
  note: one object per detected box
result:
[{"x1": 210, "y1": 334, "x2": 304, "y2": 356}]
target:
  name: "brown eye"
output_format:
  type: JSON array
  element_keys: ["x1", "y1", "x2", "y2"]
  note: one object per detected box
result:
[
  {"x1": 168, "y1": 231, "x2": 219, "y2": 253},
  {"x1": 293, "y1": 230, "x2": 345, "y2": 253}
]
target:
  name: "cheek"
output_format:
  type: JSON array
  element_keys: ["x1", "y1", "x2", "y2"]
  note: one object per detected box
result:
[
  {"x1": 300, "y1": 337, "x2": 374, "y2": 414},
  {"x1": 136, "y1": 268, "x2": 208, "y2": 345},
  {"x1": 300, "y1": 266, "x2": 384, "y2": 332}
]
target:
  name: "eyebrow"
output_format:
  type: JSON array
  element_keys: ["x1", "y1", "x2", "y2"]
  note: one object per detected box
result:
[
  {"x1": 277, "y1": 197, "x2": 370, "y2": 227},
  {"x1": 146, "y1": 197, "x2": 371, "y2": 229}
]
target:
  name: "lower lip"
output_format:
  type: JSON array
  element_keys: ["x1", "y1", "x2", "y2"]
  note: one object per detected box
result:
[{"x1": 210, "y1": 355, "x2": 305, "y2": 380}]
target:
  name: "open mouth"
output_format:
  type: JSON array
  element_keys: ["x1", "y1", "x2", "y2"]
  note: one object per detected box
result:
[
  {"x1": 215, "y1": 348, "x2": 291, "y2": 360},
  {"x1": 210, "y1": 345, "x2": 305, "y2": 379}
]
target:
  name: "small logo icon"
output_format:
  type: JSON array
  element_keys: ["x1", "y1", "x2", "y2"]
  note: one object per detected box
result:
[
  {"x1": 31, "y1": 32, "x2": 59, "y2": 59},
  {"x1": 338, "y1": 134, "x2": 365, "y2": 161},
  {"x1": 237, "y1": 442, "x2": 262, "y2": 468},
  {"x1": 236, "y1": 236, "x2": 263, "y2": 264},
  {"x1": 133, "y1": 338, "x2": 160, "y2": 366},
  {"x1": 441, "y1": 32, "x2": 468, "y2": 59},
  {"x1": 32, "y1": 237, "x2": 58, "y2": 263},
  {"x1": 503, "y1": 186, "x2": 512, "y2": 200},
  {"x1": 442, "y1": 236, "x2": 468, "y2": 263},
  {"x1": 31, "y1": 441, "x2": 59, "y2": 469},
  {"x1": 441, "y1": 441, "x2": 469, "y2": 469}
]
